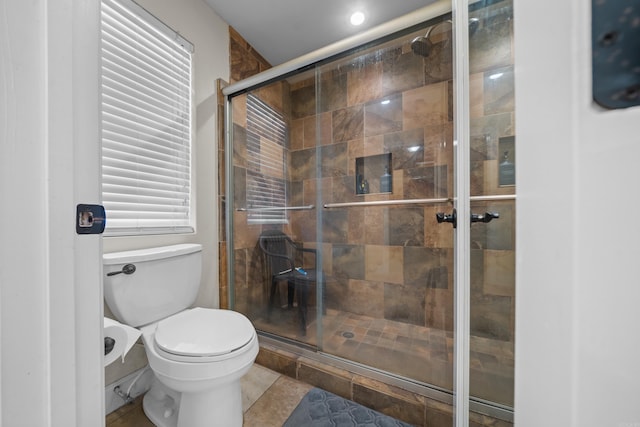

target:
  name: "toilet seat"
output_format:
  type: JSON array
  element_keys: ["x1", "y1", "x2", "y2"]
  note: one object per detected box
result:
[{"x1": 154, "y1": 308, "x2": 256, "y2": 362}]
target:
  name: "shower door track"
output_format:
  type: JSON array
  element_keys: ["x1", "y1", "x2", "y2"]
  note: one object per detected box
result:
[{"x1": 258, "y1": 333, "x2": 514, "y2": 423}]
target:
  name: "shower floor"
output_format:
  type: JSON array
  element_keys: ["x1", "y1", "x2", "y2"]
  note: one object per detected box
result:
[{"x1": 252, "y1": 306, "x2": 514, "y2": 407}]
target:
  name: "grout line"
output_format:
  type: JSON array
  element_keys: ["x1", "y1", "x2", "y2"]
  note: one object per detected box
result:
[{"x1": 243, "y1": 373, "x2": 282, "y2": 414}]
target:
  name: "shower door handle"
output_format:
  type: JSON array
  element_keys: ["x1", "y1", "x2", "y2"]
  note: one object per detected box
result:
[
  {"x1": 470, "y1": 212, "x2": 500, "y2": 223},
  {"x1": 436, "y1": 210, "x2": 500, "y2": 228},
  {"x1": 436, "y1": 209, "x2": 457, "y2": 228}
]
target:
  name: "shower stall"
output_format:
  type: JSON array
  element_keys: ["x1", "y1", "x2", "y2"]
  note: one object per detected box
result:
[{"x1": 224, "y1": 0, "x2": 515, "y2": 424}]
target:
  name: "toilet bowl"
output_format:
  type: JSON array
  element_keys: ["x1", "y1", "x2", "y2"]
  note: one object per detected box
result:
[
  {"x1": 103, "y1": 244, "x2": 258, "y2": 427},
  {"x1": 140, "y1": 308, "x2": 259, "y2": 427}
]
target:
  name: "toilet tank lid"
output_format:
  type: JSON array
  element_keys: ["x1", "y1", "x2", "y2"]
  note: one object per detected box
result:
[{"x1": 103, "y1": 244, "x2": 202, "y2": 265}]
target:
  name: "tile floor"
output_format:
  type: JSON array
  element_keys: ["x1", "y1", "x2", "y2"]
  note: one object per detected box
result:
[{"x1": 105, "y1": 364, "x2": 313, "y2": 427}]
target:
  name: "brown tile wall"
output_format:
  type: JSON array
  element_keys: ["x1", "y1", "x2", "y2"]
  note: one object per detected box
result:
[
  {"x1": 229, "y1": 27, "x2": 272, "y2": 84},
  {"x1": 218, "y1": 27, "x2": 274, "y2": 310}
]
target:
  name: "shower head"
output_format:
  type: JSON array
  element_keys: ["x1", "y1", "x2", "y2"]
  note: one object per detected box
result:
[
  {"x1": 410, "y1": 35, "x2": 433, "y2": 57},
  {"x1": 411, "y1": 18, "x2": 480, "y2": 57}
]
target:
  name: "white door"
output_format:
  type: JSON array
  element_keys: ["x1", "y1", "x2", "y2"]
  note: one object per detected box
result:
[{"x1": 0, "y1": 1, "x2": 104, "y2": 426}]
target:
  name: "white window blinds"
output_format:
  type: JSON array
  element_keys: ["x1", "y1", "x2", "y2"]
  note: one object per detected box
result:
[
  {"x1": 246, "y1": 94, "x2": 288, "y2": 224},
  {"x1": 101, "y1": 0, "x2": 194, "y2": 235}
]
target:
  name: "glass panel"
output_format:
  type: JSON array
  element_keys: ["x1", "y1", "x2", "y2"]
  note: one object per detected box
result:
[
  {"x1": 230, "y1": 72, "x2": 320, "y2": 347},
  {"x1": 227, "y1": 1, "x2": 515, "y2": 422},
  {"x1": 314, "y1": 19, "x2": 456, "y2": 391},
  {"x1": 468, "y1": 0, "x2": 515, "y2": 410}
]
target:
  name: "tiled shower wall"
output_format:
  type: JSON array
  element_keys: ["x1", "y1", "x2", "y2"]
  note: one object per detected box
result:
[
  {"x1": 226, "y1": 29, "x2": 458, "y2": 329},
  {"x1": 228, "y1": 0, "x2": 515, "y2": 343},
  {"x1": 285, "y1": 39, "x2": 457, "y2": 332}
]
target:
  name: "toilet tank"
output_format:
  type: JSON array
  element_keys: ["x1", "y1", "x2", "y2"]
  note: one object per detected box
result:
[{"x1": 103, "y1": 244, "x2": 202, "y2": 327}]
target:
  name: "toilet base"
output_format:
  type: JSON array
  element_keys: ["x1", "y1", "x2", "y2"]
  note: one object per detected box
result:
[
  {"x1": 142, "y1": 379, "x2": 180, "y2": 427},
  {"x1": 142, "y1": 375, "x2": 244, "y2": 427}
]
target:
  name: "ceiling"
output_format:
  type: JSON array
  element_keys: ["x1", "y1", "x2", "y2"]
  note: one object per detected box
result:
[{"x1": 203, "y1": 0, "x2": 437, "y2": 66}]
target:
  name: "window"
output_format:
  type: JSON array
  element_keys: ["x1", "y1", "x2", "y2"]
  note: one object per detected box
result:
[
  {"x1": 101, "y1": 0, "x2": 194, "y2": 235},
  {"x1": 246, "y1": 94, "x2": 288, "y2": 224}
]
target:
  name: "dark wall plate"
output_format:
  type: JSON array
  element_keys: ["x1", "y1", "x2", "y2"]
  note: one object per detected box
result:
[{"x1": 592, "y1": 0, "x2": 640, "y2": 109}]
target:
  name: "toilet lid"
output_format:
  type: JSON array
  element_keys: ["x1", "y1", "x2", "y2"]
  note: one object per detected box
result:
[{"x1": 154, "y1": 308, "x2": 255, "y2": 357}]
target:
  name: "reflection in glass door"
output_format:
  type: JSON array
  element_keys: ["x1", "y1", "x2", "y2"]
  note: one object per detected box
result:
[
  {"x1": 467, "y1": 0, "x2": 516, "y2": 410},
  {"x1": 228, "y1": 72, "x2": 321, "y2": 349}
]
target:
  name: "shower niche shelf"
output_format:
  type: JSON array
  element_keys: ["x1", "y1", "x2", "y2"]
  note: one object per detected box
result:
[{"x1": 355, "y1": 153, "x2": 392, "y2": 195}]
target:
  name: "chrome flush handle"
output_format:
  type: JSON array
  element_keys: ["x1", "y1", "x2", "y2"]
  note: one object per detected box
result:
[{"x1": 106, "y1": 263, "x2": 136, "y2": 276}]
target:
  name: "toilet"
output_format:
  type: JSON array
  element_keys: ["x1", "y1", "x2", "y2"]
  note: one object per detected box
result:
[{"x1": 103, "y1": 244, "x2": 258, "y2": 427}]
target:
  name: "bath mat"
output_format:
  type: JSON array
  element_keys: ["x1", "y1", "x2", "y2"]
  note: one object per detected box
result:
[{"x1": 283, "y1": 387, "x2": 414, "y2": 427}]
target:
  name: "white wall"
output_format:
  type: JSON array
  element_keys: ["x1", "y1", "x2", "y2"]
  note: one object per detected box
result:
[
  {"x1": 102, "y1": 0, "x2": 229, "y2": 311},
  {"x1": 515, "y1": 1, "x2": 640, "y2": 426},
  {"x1": 102, "y1": 0, "x2": 230, "y2": 392}
]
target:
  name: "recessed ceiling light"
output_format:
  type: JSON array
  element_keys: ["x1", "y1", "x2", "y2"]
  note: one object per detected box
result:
[
  {"x1": 350, "y1": 11, "x2": 365, "y2": 26},
  {"x1": 489, "y1": 72, "x2": 504, "y2": 80}
]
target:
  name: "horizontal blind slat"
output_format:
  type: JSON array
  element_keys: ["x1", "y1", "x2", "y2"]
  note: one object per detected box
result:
[
  {"x1": 102, "y1": 163, "x2": 190, "y2": 185},
  {"x1": 103, "y1": 137, "x2": 189, "y2": 163},
  {"x1": 101, "y1": 38, "x2": 190, "y2": 91},
  {"x1": 103, "y1": 123, "x2": 190, "y2": 155},
  {"x1": 101, "y1": 49, "x2": 190, "y2": 102},
  {"x1": 102, "y1": 71, "x2": 189, "y2": 114},
  {"x1": 102, "y1": 95, "x2": 189, "y2": 133},
  {"x1": 103, "y1": 197, "x2": 189, "y2": 210}
]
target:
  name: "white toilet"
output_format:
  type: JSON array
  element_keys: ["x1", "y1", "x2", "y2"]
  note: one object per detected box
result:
[{"x1": 103, "y1": 244, "x2": 258, "y2": 427}]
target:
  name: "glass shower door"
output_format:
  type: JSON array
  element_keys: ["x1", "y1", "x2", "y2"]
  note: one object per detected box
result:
[
  {"x1": 467, "y1": 0, "x2": 516, "y2": 411},
  {"x1": 311, "y1": 0, "x2": 516, "y2": 419},
  {"x1": 226, "y1": 0, "x2": 516, "y2": 421},
  {"x1": 313, "y1": 17, "x2": 458, "y2": 399},
  {"x1": 229, "y1": 73, "x2": 321, "y2": 348}
]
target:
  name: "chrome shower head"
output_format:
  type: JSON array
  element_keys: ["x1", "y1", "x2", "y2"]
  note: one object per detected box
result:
[
  {"x1": 411, "y1": 18, "x2": 481, "y2": 57},
  {"x1": 410, "y1": 35, "x2": 433, "y2": 57}
]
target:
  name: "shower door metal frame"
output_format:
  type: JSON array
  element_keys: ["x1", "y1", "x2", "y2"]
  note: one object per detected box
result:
[
  {"x1": 223, "y1": 0, "x2": 514, "y2": 423},
  {"x1": 452, "y1": 0, "x2": 471, "y2": 424}
]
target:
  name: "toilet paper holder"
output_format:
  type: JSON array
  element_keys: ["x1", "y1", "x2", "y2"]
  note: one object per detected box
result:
[
  {"x1": 105, "y1": 337, "x2": 116, "y2": 355},
  {"x1": 103, "y1": 317, "x2": 141, "y2": 366}
]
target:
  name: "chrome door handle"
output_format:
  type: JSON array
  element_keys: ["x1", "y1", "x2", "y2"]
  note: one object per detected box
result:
[
  {"x1": 436, "y1": 209, "x2": 457, "y2": 228},
  {"x1": 436, "y1": 210, "x2": 500, "y2": 228},
  {"x1": 470, "y1": 212, "x2": 500, "y2": 223}
]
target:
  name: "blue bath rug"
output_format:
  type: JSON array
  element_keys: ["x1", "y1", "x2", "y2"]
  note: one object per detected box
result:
[{"x1": 282, "y1": 387, "x2": 414, "y2": 427}]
